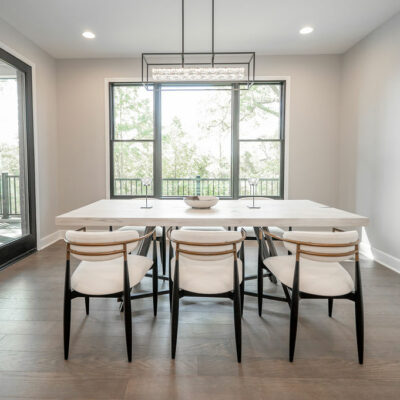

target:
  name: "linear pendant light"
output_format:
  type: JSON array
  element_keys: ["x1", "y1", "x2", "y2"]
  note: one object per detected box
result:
[{"x1": 141, "y1": 0, "x2": 255, "y2": 90}]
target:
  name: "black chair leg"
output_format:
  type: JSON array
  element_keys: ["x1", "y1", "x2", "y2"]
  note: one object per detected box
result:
[
  {"x1": 169, "y1": 280, "x2": 173, "y2": 312},
  {"x1": 123, "y1": 288, "x2": 132, "y2": 362},
  {"x1": 282, "y1": 284, "x2": 292, "y2": 309},
  {"x1": 355, "y1": 294, "x2": 364, "y2": 364},
  {"x1": 289, "y1": 293, "x2": 299, "y2": 362},
  {"x1": 169, "y1": 241, "x2": 173, "y2": 312},
  {"x1": 257, "y1": 262, "x2": 263, "y2": 316},
  {"x1": 239, "y1": 244, "x2": 245, "y2": 317},
  {"x1": 240, "y1": 281, "x2": 244, "y2": 317},
  {"x1": 233, "y1": 287, "x2": 242, "y2": 363},
  {"x1": 85, "y1": 296, "x2": 90, "y2": 315},
  {"x1": 161, "y1": 227, "x2": 166, "y2": 275},
  {"x1": 171, "y1": 285, "x2": 180, "y2": 359},
  {"x1": 152, "y1": 265, "x2": 158, "y2": 317},
  {"x1": 63, "y1": 291, "x2": 71, "y2": 360},
  {"x1": 328, "y1": 298, "x2": 333, "y2": 317}
]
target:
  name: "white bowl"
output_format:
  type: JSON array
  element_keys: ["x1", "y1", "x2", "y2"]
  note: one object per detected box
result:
[{"x1": 184, "y1": 196, "x2": 219, "y2": 209}]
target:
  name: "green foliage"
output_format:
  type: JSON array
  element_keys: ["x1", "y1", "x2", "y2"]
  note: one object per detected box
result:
[
  {"x1": 113, "y1": 86, "x2": 153, "y2": 140},
  {"x1": 0, "y1": 143, "x2": 20, "y2": 175}
]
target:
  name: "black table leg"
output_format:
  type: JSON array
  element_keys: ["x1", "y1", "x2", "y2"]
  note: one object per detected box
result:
[
  {"x1": 137, "y1": 226, "x2": 155, "y2": 256},
  {"x1": 242, "y1": 227, "x2": 285, "y2": 302}
]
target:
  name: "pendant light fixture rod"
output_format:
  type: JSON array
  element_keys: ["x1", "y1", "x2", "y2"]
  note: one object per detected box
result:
[
  {"x1": 142, "y1": 0, "x2": 254, "y2": 88},
  {"x1": 212, "y1": 0, "x2": 215, "y2": 66},
  {"x1": 181, "y1": 0, "x2": 216, "y2": 67},
  {"x1": 181, "y1": 0, "x2": 184, "y2": 67}
]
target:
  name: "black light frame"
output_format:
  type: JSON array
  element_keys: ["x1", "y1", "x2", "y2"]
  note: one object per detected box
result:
[
  {"x1": 141, "y1": 0, "x2": 255, "y2": 90},
  {"x1": 142, "y1": 52, "x2": 256, "y2": 91}
]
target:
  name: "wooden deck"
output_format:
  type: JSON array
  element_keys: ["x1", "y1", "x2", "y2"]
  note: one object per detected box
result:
[{"x1": 0, "y1": 218, "x2": 21, "y2": 246}]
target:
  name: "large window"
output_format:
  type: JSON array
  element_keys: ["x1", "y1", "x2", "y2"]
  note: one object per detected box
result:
[{"x1": 110, "y1": 82, "x2": 285, "y2": 198}]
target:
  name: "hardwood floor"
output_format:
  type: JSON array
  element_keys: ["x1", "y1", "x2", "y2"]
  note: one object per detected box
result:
[{"x1": 0, "y1": 240, "x2": 399, "y2": 399}]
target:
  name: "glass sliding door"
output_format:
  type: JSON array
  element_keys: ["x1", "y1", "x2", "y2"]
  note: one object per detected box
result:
[{"x1": 0, "y1": 48, "x2": 36, "y2": 267}]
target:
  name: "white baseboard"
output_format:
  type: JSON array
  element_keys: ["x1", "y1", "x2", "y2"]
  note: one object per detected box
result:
[
  {"x1": 371, "y1": 247, "x2": 400, "y2": 274},
  {"x1": 37, "y1": 227, "x2": 107, "y2": 250},
  {"x1": 38, "y1": 230, "x2": 65, "y2": 250},
  {"x1": 360, "y1": 242, "x2": 400, "y2": 273}
]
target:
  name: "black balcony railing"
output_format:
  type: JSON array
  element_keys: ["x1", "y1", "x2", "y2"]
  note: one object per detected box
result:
[
  {"x1": 114, "y1": 176, "x2": 280, "y2": 197},
  {"x1": 0, "y1": 173, "x2": 21, "y2": 218},
  {"x1": 0, "y1": 174, "x2": 280, "y2": 219}
]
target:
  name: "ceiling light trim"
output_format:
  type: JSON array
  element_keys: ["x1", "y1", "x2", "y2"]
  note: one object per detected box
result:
[
  {"x1": 82, "y1": 31, "x2": 96, "y2": 39},
  {"x1": 299, "y1": 26, "x2": 314, "y2": 35}
]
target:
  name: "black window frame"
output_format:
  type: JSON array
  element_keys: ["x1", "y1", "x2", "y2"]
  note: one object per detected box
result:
[{"x1": 109, "y1": 81, "x2": 285, "y2": 199}]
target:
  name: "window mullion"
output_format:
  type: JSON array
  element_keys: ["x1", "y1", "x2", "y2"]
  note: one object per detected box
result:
[
  {"x1": 231, "y1": 84, "x2": 240, "y2": 199},
  {"x1": 153, "y1": 84, "x2": 162, "y2": 198},
  {"x1": 280, "y1": 81, "x2": 286, "y2": 198},
  {"x1": 109, "y1": 83, "x2": 115, "y2": 197}
]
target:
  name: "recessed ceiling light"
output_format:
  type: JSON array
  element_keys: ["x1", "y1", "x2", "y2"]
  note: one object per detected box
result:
[
  {"x1": 299, "y1": 26, "x2": 314, "y2": 35},
  {"x1": 82, "y1": 31, "x2": 95, "y2": 39}
]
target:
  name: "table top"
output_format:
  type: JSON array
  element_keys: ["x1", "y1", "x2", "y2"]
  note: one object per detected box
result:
[{"x1": 55, "y1": 199, "x2": 368, "y2": 228}]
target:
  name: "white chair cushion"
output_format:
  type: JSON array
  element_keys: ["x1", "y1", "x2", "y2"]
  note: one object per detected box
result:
[
  {"x1": 65, "y1": 230, "x2": 140, "y2": 261},
  {"x1": 118, "y1": 226, "x2": 163, "y2": 237},
  {"x1": 264, "y1": 255, "x2": 354, "y2": 296},
  {"x1": 283, "y1": 231, "x2": 358, "y2": 262},
  {"x1": 71, "y1": 254, "x2": 153, "y2": 295},
  {"x1": 171, "y1": 256, "x2": 243, "y2": 294},
  {"x1": 181, "y1": 226, "x2": 227, "y2": 232},
  {"x1": 170, "y1": 230, "x2": 243, "y2": 261}
]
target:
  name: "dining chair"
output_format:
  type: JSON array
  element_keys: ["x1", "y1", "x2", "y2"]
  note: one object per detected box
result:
[
  {"x1": 63, "y1": 227, "x2": 158, "y2": 362},
  {"x1": 117, "y1": 225, "x2": 166, "y2": 275},
  {"x1": 168, "y1": 228, "x2": 246, "y2": 362},
  {"x1": 260, "y1": 229, "x2": 363, "y2": 363}
]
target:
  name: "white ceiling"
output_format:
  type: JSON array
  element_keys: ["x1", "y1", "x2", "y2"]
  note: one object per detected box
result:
[{"x1": 0, "y1": 0, "x2": 400, "y2": 59}]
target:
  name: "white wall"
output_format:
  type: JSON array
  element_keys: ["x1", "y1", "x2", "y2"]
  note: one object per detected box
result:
[
  {"x1": 56, "y1": 55, "x2": 341, "y2": 214},
  {"x1": 56, "y1": 59, "x2": 140, "y2": 213},
  {"x1": 2, "y1": 11, "x2": 399, "y2": 271},
  {"x1": 339, "y1": 12, "x2": 400, "y2": 270},
  {"x1": 0, "y1": 17, "x2": 58, "y2": 247}
]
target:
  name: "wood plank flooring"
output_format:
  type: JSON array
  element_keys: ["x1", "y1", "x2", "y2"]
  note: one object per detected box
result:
[{"x1": 0, "y1": 240, "x2": 399, "y2": 399}]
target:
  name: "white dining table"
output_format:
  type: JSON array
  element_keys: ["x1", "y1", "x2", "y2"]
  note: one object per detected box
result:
[{"x1": 56, "y1": 198, "x2": 368, "y2": 228}]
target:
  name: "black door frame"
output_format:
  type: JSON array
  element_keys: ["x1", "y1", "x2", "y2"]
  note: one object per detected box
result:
[{"x1": 0, "y1": 47, "x2": 37, "y2": 268}]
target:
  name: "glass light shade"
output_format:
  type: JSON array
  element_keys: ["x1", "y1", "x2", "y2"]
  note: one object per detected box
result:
[
  {"x1": 152, "y1": 67, "x2": 246, "y2": 82},
  {"x1": 142, "y1": 177, "x2": 152, "y2": 186},
  {"x1": 247, "y1": 177, "x2": 259, "y2": 186}
]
